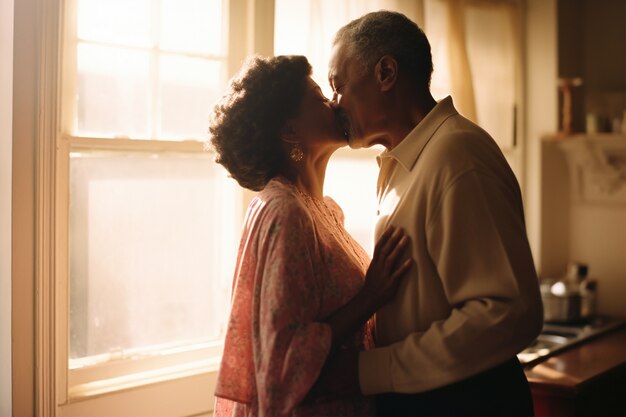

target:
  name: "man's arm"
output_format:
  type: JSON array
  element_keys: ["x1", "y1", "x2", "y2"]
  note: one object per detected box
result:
[{"x1": 359, "y1": 170, "x2": 543, "y2": 395}]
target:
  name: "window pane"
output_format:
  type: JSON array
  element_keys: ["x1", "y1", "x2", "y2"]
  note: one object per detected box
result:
[
  {"x1": 325, "y1": 152, "x2": 380, "y2": 255},
  {"x1": 160, "y1": 0, "x2": 224, "y2": 55},
  {"x1": 159, "y1": 55, "x2": 225, "y2": 139},
  {"x1": 77, "y1": 0, "x2": 152, "y2": 47},
  {"x1": 69, "y1": 151, "x2": 239, "y2": 361},
  {"x1": 76, "y1": 43, "x2": 151, "y2": 138}
]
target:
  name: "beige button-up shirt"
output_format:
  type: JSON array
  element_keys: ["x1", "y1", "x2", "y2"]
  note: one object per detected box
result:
[{"x1": 358, "y1": 96, "x2": 543, "y2": 395}]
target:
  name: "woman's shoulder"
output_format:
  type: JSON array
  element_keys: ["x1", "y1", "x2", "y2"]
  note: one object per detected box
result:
[
  {"x1": 323, "y1": 196, "x2": 345, "y2": 225},
  {"x1": 260, "y1": 177, "x2": 302, "y2": 204},
  {"x1": 252, "y1": 177, "x2": 311, "y2": 223}
]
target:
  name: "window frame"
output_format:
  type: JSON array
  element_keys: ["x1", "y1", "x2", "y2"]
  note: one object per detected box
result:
[
  {"x1": 57, "y1": 0, "x2": 235, "y2": 402},
  {"x1": 55, "y1": 138, "x2": 229, "y2": 406},
  {"x1": 34, "y1": 0, "x2": 276, "y2": 415}
]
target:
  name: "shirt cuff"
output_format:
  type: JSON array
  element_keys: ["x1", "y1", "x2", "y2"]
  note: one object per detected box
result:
[{"x1": 358, "y1": 345, "x2": 394, "y2": 395}]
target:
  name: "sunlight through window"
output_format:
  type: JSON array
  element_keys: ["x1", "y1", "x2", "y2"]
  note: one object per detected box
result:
[{"x1": 62, "y1": 0, "x2": 238, "y2": 398}]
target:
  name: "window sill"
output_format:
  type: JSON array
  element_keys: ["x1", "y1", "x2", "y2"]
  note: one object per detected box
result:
[{"x1": 68, "y1": 357, "x2": 221, "y2": 402}]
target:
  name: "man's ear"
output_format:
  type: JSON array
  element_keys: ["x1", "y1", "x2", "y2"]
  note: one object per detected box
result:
[{"x1": 375, "y1": 55, "x2": 398, "y2": 92}]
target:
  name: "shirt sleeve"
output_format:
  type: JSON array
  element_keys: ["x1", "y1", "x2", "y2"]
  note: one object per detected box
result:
[
  {"x1": 359, "y1": 169, "x2": 543, "y2": 394},
  {"x1": 253, "y1": 201, "x2": 333, "y2": 416}
]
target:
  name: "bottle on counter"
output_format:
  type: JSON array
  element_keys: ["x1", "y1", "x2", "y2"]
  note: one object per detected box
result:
[{"x1": 572, "y1": 264, "x2": 598, "y2": 318}]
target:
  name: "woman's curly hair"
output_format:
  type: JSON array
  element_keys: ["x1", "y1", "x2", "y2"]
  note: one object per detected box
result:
[{"x1": 208, "y1": 55, "x2": 312, "y2": 191}]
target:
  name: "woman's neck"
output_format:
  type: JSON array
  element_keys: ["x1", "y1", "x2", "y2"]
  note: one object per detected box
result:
[
  {"x1": 283, "y1": 147, "x2": 335, "y2": 200},
  {"x1": 294, "y1": 167, "x2": 326, "y2": 200}
]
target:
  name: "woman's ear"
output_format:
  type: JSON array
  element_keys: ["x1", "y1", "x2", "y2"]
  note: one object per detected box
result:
[
  {"x1": 279, "y1": 121, "x2": 297, "y2": 142},
  {"x1": 375, "y1": 55, "x2": 398, "y2": 92}
]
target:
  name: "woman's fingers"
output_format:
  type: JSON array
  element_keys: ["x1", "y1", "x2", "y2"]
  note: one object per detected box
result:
[
  {"x1": 374, "y1": 225, "x2": 396, "y2": 259},
  {"x1": 385, "y1": 235, "x2": 410, "y2": 269},
  {"x1": 377, "y1": 226, "x2": 404, "y2": 260},
  {"x1": 391, "y1": 258, "x2": 414, "y2": 281}
]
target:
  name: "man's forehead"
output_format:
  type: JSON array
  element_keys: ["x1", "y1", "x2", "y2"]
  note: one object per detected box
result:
[
  {"x1": 328, "y1": 67, "x2": 340, "y2": 83},
  {"x1": 328, "y1": 43, "x2": 350, "y2": 81}
]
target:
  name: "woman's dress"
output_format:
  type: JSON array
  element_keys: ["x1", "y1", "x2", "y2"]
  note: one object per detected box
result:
[{"x1": 214, "y1": 177, "x2": 374, "y2": 417}]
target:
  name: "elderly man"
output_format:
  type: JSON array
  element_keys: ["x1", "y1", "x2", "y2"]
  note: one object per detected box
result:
[{"x1": 316, "y1": 10, "x2": 543, "y2": 416}]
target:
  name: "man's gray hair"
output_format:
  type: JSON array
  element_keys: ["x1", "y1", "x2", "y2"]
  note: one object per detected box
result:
[{"x1": 333, "y1": 10, "x2": 433, "y2": 88}]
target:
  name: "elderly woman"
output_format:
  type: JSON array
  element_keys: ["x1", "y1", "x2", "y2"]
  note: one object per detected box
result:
[{"x1": 208, "y1": 55, "x2": 412, "y2": 417}]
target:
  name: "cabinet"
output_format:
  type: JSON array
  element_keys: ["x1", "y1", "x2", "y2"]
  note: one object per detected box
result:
[{"x1": 524, "y1": 328, "x2": 626, "y2": 417}]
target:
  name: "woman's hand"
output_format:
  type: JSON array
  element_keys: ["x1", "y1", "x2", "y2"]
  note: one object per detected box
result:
[
  {"x1": 361, "y1": 225, "x2": 413, "y2": 312},
  {"x1": 322, "y1": 225, "x2": 412, "y2": 353},
  {"x1": 310, "y1": 226, "x2": 413, "y2": 402}
]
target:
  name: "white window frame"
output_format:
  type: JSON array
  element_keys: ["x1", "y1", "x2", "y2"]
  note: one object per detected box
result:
[
  {"x1": 57, "y1": 0, "x2": 232, "y2": 402},
  {"x1": 34, "y1": 0, "x2": 276, "y2": 416}
]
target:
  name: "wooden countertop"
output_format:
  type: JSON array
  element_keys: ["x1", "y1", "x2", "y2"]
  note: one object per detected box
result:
[{"x1": 524, "y1": 327, "x2": 626, "y2": 394}]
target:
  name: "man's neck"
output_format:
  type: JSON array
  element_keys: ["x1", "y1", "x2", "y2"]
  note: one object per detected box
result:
[{"x1": 384, "y1": 93, "x2": 437, "y2": 150}]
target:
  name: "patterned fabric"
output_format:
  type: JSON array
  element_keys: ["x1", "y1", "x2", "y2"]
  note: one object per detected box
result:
[{"x1": 214, "y1": 177, "x2": 374, "y2": 417}]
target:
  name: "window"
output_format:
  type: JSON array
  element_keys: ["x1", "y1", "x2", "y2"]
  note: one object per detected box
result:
[
  {"x1": 54, "y1": 0, "x2": 241, "y2": 414},
  {"x1": 66, "y1": 152, "x2": 237, "y2": 391},
  {"x1": 69, "y1": 0, "x2": 227, "y2": 140}
]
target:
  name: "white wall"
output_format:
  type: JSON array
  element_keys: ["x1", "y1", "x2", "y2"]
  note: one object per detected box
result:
[
  {"x1": 541, "y1": 138, "x2": 626, "y2": 318},
  {"x1": 569, "y1": 202, "x2": 626, "y2": 317},
  {"x1": 0, "y1": 0, "x2": 14, "y2": 414},
  {"x1": 526, "y1": 0, "x2": 626, "y2": 319}
]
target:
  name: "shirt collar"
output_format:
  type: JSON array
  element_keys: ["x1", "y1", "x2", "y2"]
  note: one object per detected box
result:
[{"x1": 376, "y1": 96, "x2": 458, "y2": 171}]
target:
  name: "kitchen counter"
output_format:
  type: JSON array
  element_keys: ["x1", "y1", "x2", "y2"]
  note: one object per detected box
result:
[{"x1": 524, "y1": 326, "x2": 626, "y2": 417}]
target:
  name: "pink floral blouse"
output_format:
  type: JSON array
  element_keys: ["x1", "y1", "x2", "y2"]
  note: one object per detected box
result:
[{"x1": 214, "y1": 177, "x2": 374, "y2": 417}]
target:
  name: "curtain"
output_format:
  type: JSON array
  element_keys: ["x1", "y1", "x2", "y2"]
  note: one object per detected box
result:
[{"x1": 426, "y1": 0, "x2": 520, "y2": 149}]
